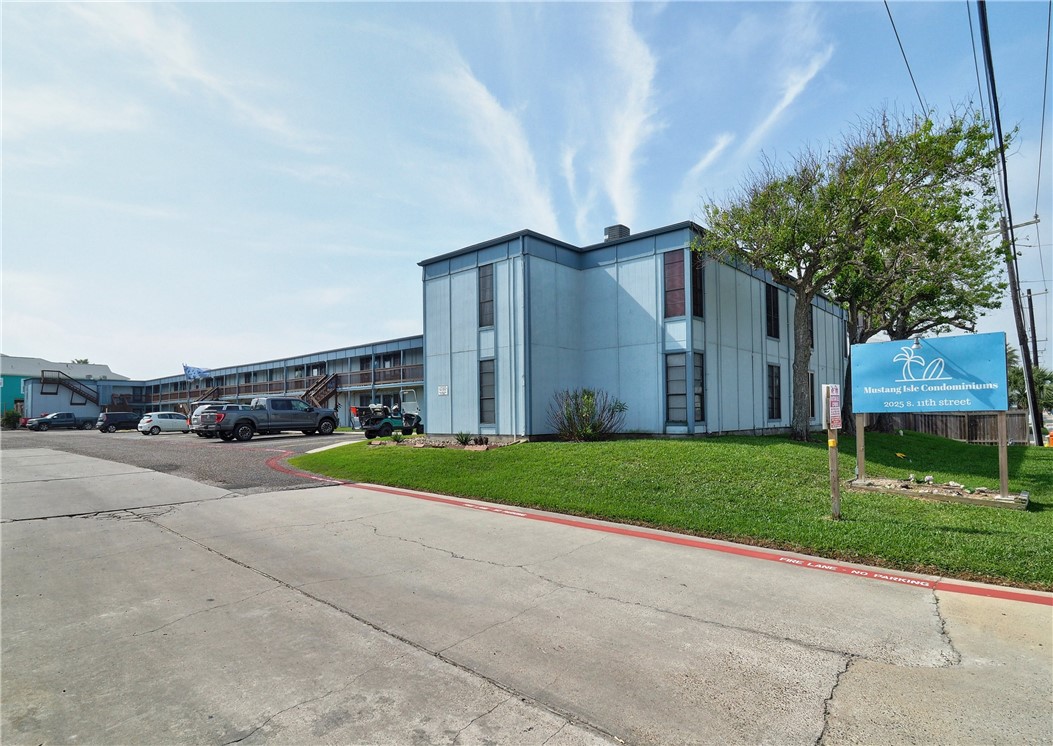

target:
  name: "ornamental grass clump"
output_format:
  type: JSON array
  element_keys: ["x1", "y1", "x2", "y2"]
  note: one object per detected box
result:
[{"x1": 548, "y1": 388, "x2": 627, "y2": 441}]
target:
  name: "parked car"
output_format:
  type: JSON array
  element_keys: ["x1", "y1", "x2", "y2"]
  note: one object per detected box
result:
[
  {"x1": 138, "y1": 412, "x2": 190, "y2": 435},
  {"x1": 197, "y1": 396, "x2": 336, "y2": 442},
  {"x1": 26, "y1": 412, "x2": 95, "y2": 431},
  {"x1": 96, "y1": 411, "x2": 142, "y2": 433},
  {"x1": 190, "y1": 402, "x2": 250, "y2": 437}
]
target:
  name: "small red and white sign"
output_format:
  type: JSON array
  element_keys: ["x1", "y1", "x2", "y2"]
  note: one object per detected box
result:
[{"x1": 824, "y1": 384, "x2": 842, "y2": 430}]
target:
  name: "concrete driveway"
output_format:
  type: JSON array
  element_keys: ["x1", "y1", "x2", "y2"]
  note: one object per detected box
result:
[{"x1": 2, "y1": 447, "x2": 1050, "y2": 744}]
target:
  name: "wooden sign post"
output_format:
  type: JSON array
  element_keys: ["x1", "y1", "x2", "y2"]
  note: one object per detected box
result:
[{"x1": 823, "y1": 384, "x2": 842, "y2": 520}]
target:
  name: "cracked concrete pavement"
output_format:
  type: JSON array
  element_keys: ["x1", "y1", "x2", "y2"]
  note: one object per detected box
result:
[{"x1": 2, "y1": 447, "x2": 1050, "y2": 744}]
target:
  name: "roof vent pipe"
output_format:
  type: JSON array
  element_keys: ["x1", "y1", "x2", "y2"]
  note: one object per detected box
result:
[{"x1": 604, "y1": 224, "x2": 630, "y2": 242}]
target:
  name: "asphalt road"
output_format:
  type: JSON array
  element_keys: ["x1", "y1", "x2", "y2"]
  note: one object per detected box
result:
[
  {"x1": 0, "y1": 427, "x2": 358, "y2": 494},
  {"x1": 2, "y1": 433, "x2": 1051, "y2": 745}
]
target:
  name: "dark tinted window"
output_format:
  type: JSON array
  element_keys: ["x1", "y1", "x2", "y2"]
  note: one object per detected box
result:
[
  {"x1": 479, "y1": 264, "x2": 494, "y2": 327},
  {"x1": 664, "y1": 251, "x2": 685, "y2": 318}
]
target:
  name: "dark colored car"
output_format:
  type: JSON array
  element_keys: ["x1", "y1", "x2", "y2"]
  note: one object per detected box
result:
[{"x1": 96, "y1": 411, "x2": 141, "y2": 433}]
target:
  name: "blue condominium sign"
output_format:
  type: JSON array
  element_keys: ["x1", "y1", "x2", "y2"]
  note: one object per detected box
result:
[{"x1": 851, "y1": 332, "x2": 1008, "y2": 414}]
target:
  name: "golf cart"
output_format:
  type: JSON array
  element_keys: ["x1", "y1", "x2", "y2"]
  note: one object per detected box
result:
[{"x1": 361, "y1": 389, "x2": 424, "y2": 439}]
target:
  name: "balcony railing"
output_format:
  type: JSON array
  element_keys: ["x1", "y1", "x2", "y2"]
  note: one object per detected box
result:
[{"x1": 151, "y1": 364, "x2": 424, "y2": 405}]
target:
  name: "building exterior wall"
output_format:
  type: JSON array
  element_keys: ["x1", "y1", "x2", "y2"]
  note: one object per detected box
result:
[
  {"x1": 420, "y1": 222, "x2": 848, "y2": 438},
  {"x1": 2, "y1": 375, "x2": 26, "y2": 414},
  {"x1": 21, "y1": 337, "x2": 425, "y2": 428}
]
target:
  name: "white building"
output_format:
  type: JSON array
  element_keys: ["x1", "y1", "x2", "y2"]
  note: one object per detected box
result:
[{"x1": 421, "y1": 222, "x2": 848, "y2": 438}]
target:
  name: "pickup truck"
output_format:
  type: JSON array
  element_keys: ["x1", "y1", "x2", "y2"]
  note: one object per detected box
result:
[
  {"x1": 197, "y1": 396, "x2": 337, "y2": 442},
  {"x1": 26, "y1": 412, "x2": 96, "y2": 431}
]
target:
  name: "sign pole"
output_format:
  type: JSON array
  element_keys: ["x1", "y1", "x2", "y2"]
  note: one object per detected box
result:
[
  {"x1": 855, "y1": 413, "x2": 866, "y2": 482},
  {"x1": 997, "y1": 411, "x2": 1009, "y2": 499},
  {"x1": 824, "y1": 384, "x2": 842, "y2": 521}
]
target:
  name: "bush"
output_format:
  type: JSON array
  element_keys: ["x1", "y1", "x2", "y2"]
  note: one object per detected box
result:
[
  {"x1": 2, "y1": 410, "x2": 21, "y2": 429},
  {"x1": 548, "y1": 388, "x2": 627, "y2": 441},
  {"x1": 472, "y1": 435, "x2": 489, "y2": 446},
  {"x1": 455, "y1": 432, "x2": 473, "y2": 446},
  {"x1": 390, "y1": 432, "x2": 404, "y2": 443}
]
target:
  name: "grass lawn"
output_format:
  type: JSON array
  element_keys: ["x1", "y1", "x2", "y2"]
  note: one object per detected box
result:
[{"x1": 289, "y1": 431, "x2": 1053, "y2": 591}]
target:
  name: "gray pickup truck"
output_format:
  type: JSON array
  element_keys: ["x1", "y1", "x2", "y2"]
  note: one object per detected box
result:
[
  {"x1": 197, "y1": 396, "x2": 337, "y2": 442},
  {"x1": 26, "y1": 412, "x2": 96, "y2": 431}
]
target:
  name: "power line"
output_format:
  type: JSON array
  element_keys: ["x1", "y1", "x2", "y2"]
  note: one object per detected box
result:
[
  {"x1": 967, "y1": 1, "x2": 989, "y2": 121},
  {"x1": 977, "y1": 0, "x2": 1044, "y2": 445},
  {"x1": 1033, "y1": 2, "x2": 1051, "y2": 302},
  {"x1": 884, "y1": 1, "x2": 927, "y2": 112}
]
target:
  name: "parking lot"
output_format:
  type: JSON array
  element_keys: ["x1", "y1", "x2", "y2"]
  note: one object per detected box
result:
[
  {"x1": 0, "y1": 427, "x2": 359, "y2": 495},
  {"x1": 2, "y1": 432, "x2": 1051, "y2": 744}
]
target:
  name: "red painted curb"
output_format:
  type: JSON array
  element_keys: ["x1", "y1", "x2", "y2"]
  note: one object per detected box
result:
[
  {"x1": 265, "y1": 455, "x2": 1053, "y2": 607},
  {"x1": 344, "y1": 483, "x2": 1053, "y2": 607}
]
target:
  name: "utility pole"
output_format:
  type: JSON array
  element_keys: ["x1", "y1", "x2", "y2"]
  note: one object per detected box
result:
[
  {"x1": 999, "y1": 217, "x2": 1044, "y2": 446},
  {"x1": 978, "y1": 1, "x2": 1044, "y2": 446},
  {"x1": 1025, "y1": 289, "x2": 1039, "y2": 363}
]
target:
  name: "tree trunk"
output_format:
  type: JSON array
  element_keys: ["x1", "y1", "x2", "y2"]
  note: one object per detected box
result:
[{"x1": 790, "y1": 292, "x2": 815, "y2": 441}]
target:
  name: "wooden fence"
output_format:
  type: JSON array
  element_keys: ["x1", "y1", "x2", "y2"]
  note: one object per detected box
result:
[{"x1": 862, "y1": 411, "x2": 1030, "y2": 445}]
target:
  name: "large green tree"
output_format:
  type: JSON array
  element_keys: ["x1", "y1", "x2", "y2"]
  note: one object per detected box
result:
[{"x1": 698, "y1": 110, "x2": 1003, "y2": 440}]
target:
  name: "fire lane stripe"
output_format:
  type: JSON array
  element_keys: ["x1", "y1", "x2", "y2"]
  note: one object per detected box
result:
[{"x1": 265, "y1": 457, "x2": 1052, "y2": 607}]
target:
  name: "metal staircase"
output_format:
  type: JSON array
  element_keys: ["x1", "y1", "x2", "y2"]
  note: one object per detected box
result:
[
  {"x1": 41, "y1": 370, "x2": 99, "y2": 404},
  {"x1": 195, "y1": 386, "x2": 220, "y2": 401},
  {"x1": 305, "y1": 373, "x2": 338, "y2": 407}
]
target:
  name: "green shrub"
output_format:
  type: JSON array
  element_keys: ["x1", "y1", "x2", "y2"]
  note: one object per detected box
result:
[
  {"x1": 2, "y1": 410, "x2": 20, "y2": 429},
  {"x1": 548, "y1": 388, "x2": 627, "y2": 441},
  {"x1": 390, "y1": 432, "x2": 404, "y2": 443},
  {"x1": 455, "y1": 432, "x2": 473, "y2": 446}
]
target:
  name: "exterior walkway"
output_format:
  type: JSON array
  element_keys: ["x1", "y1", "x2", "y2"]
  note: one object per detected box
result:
[{"x1": 3, "y1": 448, "x2": 1050, "y2": 744}]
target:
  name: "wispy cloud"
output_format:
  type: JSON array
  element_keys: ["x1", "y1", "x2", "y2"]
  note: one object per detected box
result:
[
  {"x1": 673, "y1": 132, "x2": 736, "y2": 219},
  {"x1": 434, "y1": 59, "x2": 559, "y2": 236},
  {"x1": 598, "y1": 5, "x2": 661, "y2": 229},
  {"x1": 3, "y1": 87, "x2": 148, "y2": 140},
  {"x1": 738, "y1": 44, "x2": 834, "y2": 159},
  {"x1": 66, "y1": 3, "x2": 320, "y2": 152},
  {"x1": 688, "y1": 133, "x2": 735, "y2": 180},
  {"x1": 11, "y1": 191, "x2": 183, "y2": 221}
]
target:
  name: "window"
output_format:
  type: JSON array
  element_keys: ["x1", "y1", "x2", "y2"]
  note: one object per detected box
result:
[
  {"x1": 691, "y1": 254, "x2": 704, "y2": 319},
  {"x1": 809, "y1": 372, "x2": 816, "y2": 419},
  {"x1": 479, "y1": 264, "x2": 495, "y2": 328},
  {"x1": 479, "y1": 359, "x2": 495, "y2": 424},
  {"x1": 694, "y1": 353, "x2": 705, "y2": 422},
  {"x1": 765, "y1": 284, "x2": 780, "y2": 339},
  {"x1": 664, "y1": 251, "x2": 685, "y2": 318},
  {"x1": 665, "y1": 353, "x2": 687, "y2": 423},
  {"x1": 767, "y1": 364, "x2": 782, "y2": 420}
]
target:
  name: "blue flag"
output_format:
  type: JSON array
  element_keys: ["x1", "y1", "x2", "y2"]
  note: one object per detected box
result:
[{"x1": 183, "y1": 364, "x2": 210, "y2": 381}]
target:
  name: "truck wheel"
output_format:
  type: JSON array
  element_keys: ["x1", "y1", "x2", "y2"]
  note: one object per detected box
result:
[
  {"x1": 317, "y1": 419, "x2": 335, "y2": 436},
  {"x1": 81, "y1": 421, "x2": 94, "y2": 430},
  {"x1": 234, "y1": 423, "x2": 254, "y2": 442},
  {"x1": 219, "y1": 432, "x2": 235, "y2": 441},
  {"x1": 39, "y1": 423, "x2": 49, "y2": 432},
  {"x1": 415, "y1": 425, "x2": 424, "y2": 435},
  {"x1": 150, "y1": 426, "x2": 161, "y2": 435},
  {"x1": 106, "y1": 424, "x2": 117, "y2": 433},
  {"x1": 378, "y1": 423, "x2": 393, "y2": 438}
]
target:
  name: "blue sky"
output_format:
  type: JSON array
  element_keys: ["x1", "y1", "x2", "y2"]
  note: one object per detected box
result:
[{"x1": 3, "y1": 1, "x2": 1050, "y2": 379}]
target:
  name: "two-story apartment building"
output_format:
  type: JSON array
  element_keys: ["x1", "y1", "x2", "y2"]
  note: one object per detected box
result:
[{"x1": 420, "y1": 222, "x2": 847, "y2": 438}]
